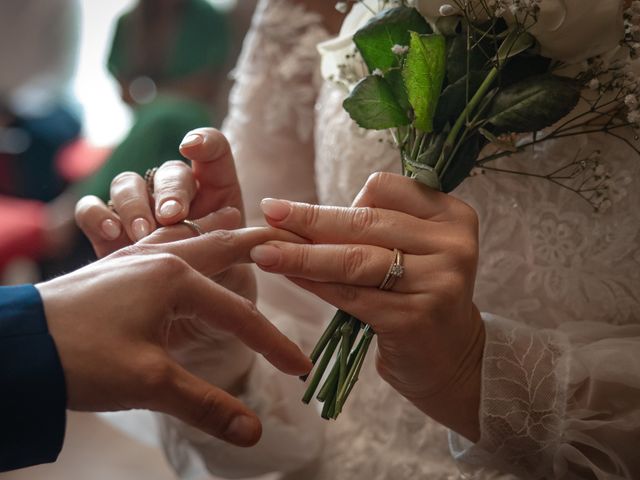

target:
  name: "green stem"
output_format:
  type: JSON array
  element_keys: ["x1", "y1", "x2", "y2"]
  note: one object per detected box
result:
[
  {"x1": 302, "y1": 330, "x2": 341, "y2": 404},
  {"x1": 334, "y1": 326, "x2": 375, "y2": 416},
  {"x1": 434, "y1": 65, "x2": 499, "y2": 176}
]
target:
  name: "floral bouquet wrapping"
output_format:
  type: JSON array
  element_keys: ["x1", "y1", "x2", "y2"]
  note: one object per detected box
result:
[{"x1": 302, "y1": 0, "x2": 640, "y2": 419}]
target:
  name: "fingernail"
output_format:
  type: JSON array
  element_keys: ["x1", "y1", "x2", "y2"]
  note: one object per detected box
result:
[
  {"x1": 250, "y1": 245, "x2": 281, "y2": 267},
  {"x1": 224, "y1": 415, "x2": 258, "y2": 445},
  {"x1": 180, "y1": 133, "x2": 203, "y2": 148},
  {"x1": 158, "y1": 199, "x2": 183, "y2": 218},
  {"x1": 101, "y1": 219, "x2": 121, "y2": 240},
  {"x1": 260, "y1": 198, "x2": 290, "y2": 221},
  {"x1": 132, "y1": 218, "x2": 151, "y2": 241}
]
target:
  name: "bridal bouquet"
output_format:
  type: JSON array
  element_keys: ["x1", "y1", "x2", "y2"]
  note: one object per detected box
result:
[{"x1": 302, "y1": 0, "x2": 640, "y2": 419}]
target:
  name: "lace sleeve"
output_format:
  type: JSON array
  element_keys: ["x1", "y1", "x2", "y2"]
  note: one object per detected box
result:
[
  {"x1": 157, "y1": 1, "x2": 333, "y2": 478},
  {"x1": 451, "y1": 313, "x2": 640, "y2": 479}
]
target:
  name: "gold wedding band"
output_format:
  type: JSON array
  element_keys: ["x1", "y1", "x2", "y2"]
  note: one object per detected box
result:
[
  {"x1": 107, "y1": 200, "x2": 117, "y2": 213},
  {"x1": 144, "y1": 167, "x2": 158, "y2": 195},
  {"x1": 379, "y1": 248, "x2": 404, "y2": 291},
  {"x1": 181, "y1": 219, "x2": 204, "y2": 237}
]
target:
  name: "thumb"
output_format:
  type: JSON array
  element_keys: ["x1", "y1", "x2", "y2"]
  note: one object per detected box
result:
[{"x1": 153, "y1": 361, "x2": 262, "y2": 447}]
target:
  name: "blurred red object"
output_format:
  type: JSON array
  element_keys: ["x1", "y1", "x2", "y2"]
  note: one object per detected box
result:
[
  {"x1": 56, "y1": 139, "x2": 111, "y2": 182},
  {"x1": 0, "y1": 196, "x2": 45, "y2": 270}
]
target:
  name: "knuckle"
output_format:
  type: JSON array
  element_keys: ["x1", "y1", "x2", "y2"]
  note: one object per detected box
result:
[
  {"x1": 292, "y1": 245, "x2": 311, "y2": 274},
  {"x1": 350, "y1": 207, "x2": 378, "y2": 232},
  {"x1": 342, "y1": 246, "x2": 366, "y2": 280},
  {"x1": 138, "y1": 357, "x2": 174, "y2": 395},
  {"x1": 337, "y1": 284, "x2": 360, "y2": 304},
  {"x1": 74, "y1": 198, "x2": 104, "y2": 226},
  {"x1": 161, "y1": 160, "x2": 188, "y2": 171},
  {"x1": 195, "y1": 390, "x2": 228, "y2": 435},
  {"x1": 364, "y1": 171, "x2": 390, "y2": 193},
  {"x1": 208, "y1": 229, "x2": 236, "y2": 248},
  {"x1": 301, "y1": 204, "x2": 322, "y2": 230},
  {"x1": 111, "y1": 171, "x2": 139, "y2": 188},
  {"x1": 151, "y1": 253, "x2": 189, "y2": 276}
]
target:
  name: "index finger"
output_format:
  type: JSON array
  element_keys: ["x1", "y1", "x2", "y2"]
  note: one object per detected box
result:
[
  {"x1": 141, "y1": 227, "x2": 307, "y2": 278},
  {"x1": 179, "y1": 128, "x2": 244, "y2": 224},
  {"x1": 179, "y1": 270, "x2": 312, "y2": 375}
]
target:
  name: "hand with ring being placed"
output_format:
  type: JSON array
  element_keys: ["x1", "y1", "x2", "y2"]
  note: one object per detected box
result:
[
  {"x1": 250, "y1": 172, "x2": 485, "y2": 442},
  {"x1": 36, "y1": 225, "x2": 312, "y2": 447}
]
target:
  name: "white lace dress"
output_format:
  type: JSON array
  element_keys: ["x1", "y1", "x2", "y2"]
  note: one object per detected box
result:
[{"x1": 156, "y1": 1, "x2": 640, "y2": 479}]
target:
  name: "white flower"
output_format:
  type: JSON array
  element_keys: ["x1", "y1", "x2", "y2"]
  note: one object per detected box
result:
[
  {"x1": 416, "y1": 0, "x2": 627, "y2": 64},
  {"x1": 391, "y1": 44, "x2": 409, "y2": 55},
  {"x1": 335, "y1": 2, "x2": 349, "y2": 14}
]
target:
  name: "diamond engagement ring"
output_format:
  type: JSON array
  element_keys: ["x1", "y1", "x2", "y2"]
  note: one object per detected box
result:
[{"x1": 379, "y1": 248, "x2": 404, "y2": 291}]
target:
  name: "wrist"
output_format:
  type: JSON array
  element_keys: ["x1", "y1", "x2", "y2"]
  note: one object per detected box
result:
[{"x1": 411, "y1": 307, "x2": 485, "y2": 442}]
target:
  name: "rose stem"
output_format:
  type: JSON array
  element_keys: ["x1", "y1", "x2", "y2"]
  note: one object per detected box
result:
[
  {"x1": 334, "y1": 326, "x2": 375, "y2": 416},
  {"x1": 302, "y1": 329, "x2": 341, "y2": 404},
  {"x1": 318, "y1": 319, "x2": 361, "y2": 402},
  {"x1": 300, "y1": 309, "x2": 349, "y2": 381}
]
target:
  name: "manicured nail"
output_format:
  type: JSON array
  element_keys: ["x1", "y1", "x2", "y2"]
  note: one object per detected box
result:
[
  {"x1": 132, "y1": 218, "x2": 151, "y2": 241},
  {"x1": 158, "y1": 199, "x2": 182, "y2": 218},
  {"x1": 260, "y1": 198, "x2": 290, "y2": 221},
  {"x1": 250, "y1": 245, "x2": 281, "y2": 267},
  {"x1": 180, "y1": 133, "x2": 203, "y2": 148},
  {"x1": 101, "y1": 219, "x2": 121, "y2": 240},
  {"x1": 224, "y1": 415, "x2": 258, "y2": 445}
]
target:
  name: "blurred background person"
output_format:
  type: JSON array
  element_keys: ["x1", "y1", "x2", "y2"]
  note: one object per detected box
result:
[
  {"x1": 0, "y1": 0, "x2": 82, "y2": 202},
  {"x1": 76, "y1": 0, "x2": 232, "y2": 202},
  {"x1": 0, "y1": 0, "x2": 250, "y2": 285}
]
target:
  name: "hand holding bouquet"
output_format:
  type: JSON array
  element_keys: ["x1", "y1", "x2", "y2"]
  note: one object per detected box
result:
[{"x1": 304, "y1": 0, "x2": 639, "y2": 419}]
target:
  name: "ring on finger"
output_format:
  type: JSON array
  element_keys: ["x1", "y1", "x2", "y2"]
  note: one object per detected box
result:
[
  {"x1": 182, "y1": 219, "x2": 204, "y2": 237},
  {"x1": 144, "y1": 167, "x2": 159, "y2": 195},
  {"x1": 107, "y1": 199, "x2": 117, "y2": 213},
  {"x1": 379, "y1": 248, "x2": 404, "y2": 291}
]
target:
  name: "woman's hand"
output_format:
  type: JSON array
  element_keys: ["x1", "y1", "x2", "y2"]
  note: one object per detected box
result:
[
  {"x1": 73, "y1": 128, "x2": 261, "y2": 392},
  {"x1": 37, "y1": 223, "x2": 311, "y2": 447},
  {"x1": 75, "y1": 128, "x2": 244, "y2": 256},
  {"x1": 250, "y1": 172, "x2": 485, "y2": 441}
]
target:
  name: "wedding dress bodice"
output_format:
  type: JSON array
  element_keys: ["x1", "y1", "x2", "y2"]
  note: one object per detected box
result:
[{"x1": 156, "y1": 1, "x2": 640, "y2": 479}]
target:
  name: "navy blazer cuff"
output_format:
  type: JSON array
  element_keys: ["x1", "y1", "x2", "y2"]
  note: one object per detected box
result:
[{"x1": 0, "y1": 284, "x2": 67, "y2": 472}]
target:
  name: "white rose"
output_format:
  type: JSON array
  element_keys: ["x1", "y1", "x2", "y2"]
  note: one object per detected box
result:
[
  {"x1": 415, "y1": 0, "x2": 625, "y2": 63},
  {"x1": 524, "y1": 0, "x2": 625, "y2": 63},
  {"x1": 317, "y1": 0, "x2": 377, "y2": 89}
]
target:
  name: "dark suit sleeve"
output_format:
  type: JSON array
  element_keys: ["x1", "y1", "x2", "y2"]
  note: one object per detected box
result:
[{"x1": 0, "y1": 285, "x2": 67, "y2": 472}]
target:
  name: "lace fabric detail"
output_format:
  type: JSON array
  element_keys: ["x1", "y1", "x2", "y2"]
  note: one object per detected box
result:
[
  {"x1": 451, "y1": 314, "x2": 571, "y2": 479},
  {"x1": 156, "y1": 0, "x2": 640, "y2": 478},
  {"x1": 225, "y1": 0, "x2": 327, "y2": 144},
  {"x1": 314, "y1": 80, "x2": 640, "y2": 478}
]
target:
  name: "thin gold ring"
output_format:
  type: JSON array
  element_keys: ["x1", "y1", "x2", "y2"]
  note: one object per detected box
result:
[
  {"x1": 379, "y1": 248, "x2": 404, "y2": 291},
  {"x1": 107, "y1": 200, "x2": 117, "y2": 213},
  {"x1": 144, "y1": 167, "x2": 159, "y2": 195},
  {"x1": 182, "y1": 219, "x2": 204, "y2": 236}
]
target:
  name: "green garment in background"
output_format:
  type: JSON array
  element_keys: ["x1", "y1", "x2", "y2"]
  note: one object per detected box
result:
[{"x1": 75, "y1": 0, "x2": 230, "y2": 201}]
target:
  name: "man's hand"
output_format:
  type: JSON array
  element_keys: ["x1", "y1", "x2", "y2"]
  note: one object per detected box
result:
[{"x1": 36, "y1": 220, "x2": 311, "y2": 447}]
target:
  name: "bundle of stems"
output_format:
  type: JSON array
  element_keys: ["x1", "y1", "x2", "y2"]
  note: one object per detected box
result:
[{"x1": 301, "y1": 310, "x2": 374, "y2": 419}]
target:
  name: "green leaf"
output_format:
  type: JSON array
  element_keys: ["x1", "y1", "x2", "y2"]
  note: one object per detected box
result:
[
  {"x1": 384, "y1": 67, "x2": 410, "y2": 112},
  {"x1": 354, "y1": 6, "x2": 431, "y2": 72},
  {"x1": 434, "y1": 71, "x2": 485, "y2": 131},
  {"x1": 446, "y1": 33, "x2": 493, "y2": 84},
  {"x1": 403, "y1": 33, "x2": 447, "y2": 132},
  {"x1": 495, "y1": 28, "x2": 535, "y2": 64},
  {"x1": 487, "y1": 74, "x2": 582, "y2": 133},
  {"x1": 343, "y1": 75, "x2": 410, "y2": 130},
  {"x1": 440, "y1": 133, "x2": 483, "y2": 193}
]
